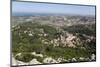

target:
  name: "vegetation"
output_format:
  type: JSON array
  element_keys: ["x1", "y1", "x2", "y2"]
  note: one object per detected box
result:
[
  {"x1": 62, "y1": 24, "x2": 96, "y2": 36},
  {"x1": 12, "y1": 19, "x2": 96, "y2": 63},
  {"x1": 15, "y1": 53, "x2": 34, "y2": 62}
]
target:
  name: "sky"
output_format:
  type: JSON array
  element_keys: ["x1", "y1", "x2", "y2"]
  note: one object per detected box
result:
[{"x1": 12, "y1": 1, "x2": 95, "y2": 16}]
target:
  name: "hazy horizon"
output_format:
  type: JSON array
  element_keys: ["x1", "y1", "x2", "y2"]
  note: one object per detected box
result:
[{"x1": 12, "y1": 1, "x2": 95, "y2": 16}]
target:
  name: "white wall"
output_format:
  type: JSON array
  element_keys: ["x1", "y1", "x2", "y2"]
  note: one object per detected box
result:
[{"x1": 0, "y1": 0, "x2": 100, "y2": 67}]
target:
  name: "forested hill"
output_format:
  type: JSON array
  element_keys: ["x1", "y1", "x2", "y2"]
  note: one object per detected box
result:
[{"x1": 12, "y1": 20, "x2": 96, "y2": 63}]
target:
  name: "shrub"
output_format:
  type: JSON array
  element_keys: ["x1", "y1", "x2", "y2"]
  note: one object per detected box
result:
[{"x1": 15, "y1": 53, "x2": 34, "y2": 62}]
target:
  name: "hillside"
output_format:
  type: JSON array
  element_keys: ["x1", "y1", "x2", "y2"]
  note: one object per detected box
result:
[{"x1": 11, "y1": 16, "x2": 96, "y2": 65}]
